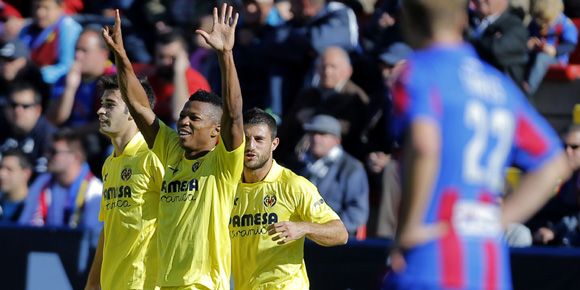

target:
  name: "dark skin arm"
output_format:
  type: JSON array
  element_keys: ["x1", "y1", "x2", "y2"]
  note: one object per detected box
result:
[
  {"x1": 101, "y1": 10, "x2": 159, "y2": 148},
  {"x1": 196, "y1": 4, "x2": 244, "y2": 151}
]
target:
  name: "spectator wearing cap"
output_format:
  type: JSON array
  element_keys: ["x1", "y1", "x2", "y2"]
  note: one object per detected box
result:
[
  {"x1": 364, "y1": 42, "x2": 411, "y2": 238},
  {"x1": 18, "y1": 0, "x2": 82, "y2": 84},
  {"x1": 0, "y1": 39, "x2": 50, "y2": 106},
  {"x1": 278, "y1": 46, "x2": 370, "y2": 162},
  {"x1": 294, "y1": 114, "x2": 369, "y2": 235},
  {"x1": 0, "y1": 1, "x2": 26, "y2": 42}
]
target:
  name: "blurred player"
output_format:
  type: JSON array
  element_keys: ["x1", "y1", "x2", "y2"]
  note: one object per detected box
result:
[
  {"x1": 101, "y1": 4, "x2": 245, "y2": 289},
  {"x1": 230, "y1": 108, "x2": 348, "y2": 289},
  {"x1": 85, "y1": 75, "x2": 163, "y2": 290},
  {"x1": 383, "y1": 0, "x2": 571, "y2": 289}
]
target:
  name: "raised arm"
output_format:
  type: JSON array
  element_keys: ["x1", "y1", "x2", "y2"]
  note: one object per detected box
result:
[
  {"x1": 196, "y1": 4, "x2": 244, "y2": 151},
  {"x1": 101, "y1": 10, "x2": 159, "y2": 147}
]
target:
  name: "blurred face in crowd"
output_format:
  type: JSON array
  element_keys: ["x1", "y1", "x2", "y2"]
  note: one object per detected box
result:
[
  {"x1": 1, "y1": 16, "x2": 27, "y2": 42},
  {"x1": 32, "y1": 0, "x2": 63, "y2": 29},
  {"x1": 244, "y1": 124, "x2": 278, "y2": 171},
  {"x1": 317, "y1": 47, "x2": 352, "y2": 90},
  {"x1": 0, "y1": 156, "x2": 31, "y2": 195},
  {"x1": 97, "y1": 89, "x2": 133, "y2": 138},
  {"x1": 155, "y1": 41, "x2": 184, "y2": 80},
  {"x1": 307, "y1": 131, "x2": 341, "y2": 159},
  {"x1": 564, "y1": 129, "x2": 580, "y2": 171},
  {"x1": 46, "y1": 140, "x2": 77, "y2": 174},
  {"x1": 474, "y1": 0, "x2": 508, "y2": 18},
  {"x1": 75, "y1": 30, "x2": 109, "y2": 78},
  {"x1": 4, "y1": 89, "x2": 42, "y2": 134},
  {"x1": 0, "y1": 56, "x2": 27, "y2": 81}
]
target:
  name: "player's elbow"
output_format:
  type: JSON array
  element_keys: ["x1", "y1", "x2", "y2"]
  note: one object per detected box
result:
[{"x1": 333, "y1": 221, "x2": 349, "y2": 246}]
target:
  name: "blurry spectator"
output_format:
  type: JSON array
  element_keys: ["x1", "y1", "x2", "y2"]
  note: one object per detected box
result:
[
  {"x1": 526, "y1": 0, "x2": 578, "y2": 95},
  {"x1": 469, "y1": 0, "x2": 528, "y2": 93},
  {"x1": 0, "y1": 39, "x2": 50, "y2": 104},
  {"x1": 0, "y1": 148, "x2": 32, "y2": 223},
  {"x1": 530, "y1": 124, "x2": 580, "y2": 246},
  {"x1": 0, "y1": 82, "x2": 56, "y2": 175},
  {"x1": 46, "y1": 28, "x2": 116, "y2": 131},
  {"x1": 0, "y1": 1, "x2": 26, "y2": 42},
  {"x1": 148, "y1": 31, "x2": 211, "y2": 127},
  {"x1": 295, "y1": 114, "x2": 369, "y2": 235},
  {"x1": 18, "y1": 129, "x2": 102, "y2": 229},
  {"x1": 367, "y1": 42, "x2": 410, "y2": 239},
  {"x1": 189, "y1": 15, "x2": 215, "y2": 79},
  {"x1": 18, "y1": 0, "x2": 82, "y2": 84},
  {"x1": 362, "y1": 0, "x2": 403, "y2": 54},
  {"x1": 266, "y1": 0, "x2": 359, "y2": 117},
  {"x1": 279, "y1": 46, "x2": 370, "y2": 161}
]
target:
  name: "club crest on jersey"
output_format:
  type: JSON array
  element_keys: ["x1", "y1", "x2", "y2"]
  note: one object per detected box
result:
[
  {"x1": 121, "y1": 166, "x2": 132, "y2": 181},
  {"x1": 192, "y1": 162, "x2": 200, "y2": 173},
  {"x1": 263, "y1": 195, "x2": 277, "y2": 208}
]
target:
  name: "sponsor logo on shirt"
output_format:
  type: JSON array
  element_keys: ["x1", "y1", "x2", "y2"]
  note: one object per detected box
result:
[
  {"x1": 313, "y1": 198, "x2": 325, "y2": 207},
  {"x1": 160, "y1": 179, "x2": 199, "y2": 203},
  {"x1": 102, "y1": 185, "x2": 133, "y2": 209}
]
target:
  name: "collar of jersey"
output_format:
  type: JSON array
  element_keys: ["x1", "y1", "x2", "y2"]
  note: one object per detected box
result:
[
  {"x1": 120, "y1": 132, "x2": 145, "y2": 157},
  {"x1": 262, "y1": 160, "x2": 284, "y2": 182}
]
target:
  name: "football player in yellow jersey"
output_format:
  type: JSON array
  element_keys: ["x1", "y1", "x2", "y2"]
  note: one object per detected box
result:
[
  {"x1": 230, "y1": 108, "x2": 349, "y2": 290},
  {"x1": 85, "y1": 75, "x2": 164, "y2": 290},
  {"x1": 101, "y1": 4, "x2": 245, "y2": 290}
]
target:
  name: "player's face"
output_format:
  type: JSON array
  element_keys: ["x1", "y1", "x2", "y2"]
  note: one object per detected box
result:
[
  {"x1": 307, "y1": 132, "x2": 341, "y2": 159},
  {"x1": 564, "y1": 130, "x2": 580, "y2": 170},
  {"x1": 97, "y1": 89, "x2": 132, "y2": 137},
  {"x1": 177, "y1": 101, "x2": 220, "y2": 152},
  {"x1": 244, "y1": 124, "x2": 279, "y2": 170},
  {"x1": 0, "y1": 156, "x2": 29, "y2": 193}
]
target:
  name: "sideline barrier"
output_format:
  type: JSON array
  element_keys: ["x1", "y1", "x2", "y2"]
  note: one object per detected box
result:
[{"x1": 2, "y1": 226, "x2": 580, "y2": 290}]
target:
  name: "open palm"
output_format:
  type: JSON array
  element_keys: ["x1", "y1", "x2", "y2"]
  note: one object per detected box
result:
[{"x1": 196, "y1": 3, "x2": 238, "y2": 53}]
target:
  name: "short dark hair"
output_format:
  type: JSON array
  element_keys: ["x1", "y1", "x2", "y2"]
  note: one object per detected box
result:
[
  {"x1": 156, "y1": 31, "x2": 188, "y2": 51},
  {"x1": 8, "y1": 82, "x2": 42, "y2": 105},
  {"x1": 2, "y1": 148, "x2": 33, "y2": 170},
  {"x1": 52, "y1": 129, "x2": 87, "y2": 162},
  {"x1": 243, "y1": 107, "x2": 278, "y2": 139},
  {"x1": 189, "y1": 90, "x2": 223, "y2": 124},
  {"x1": 98, "y1": 74, "x2": 156, "y2": 109}
]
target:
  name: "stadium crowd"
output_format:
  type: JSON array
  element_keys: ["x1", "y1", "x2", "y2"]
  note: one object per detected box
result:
[{"x1": 0, "y1": 0, "x2": 580, "y2": 289}]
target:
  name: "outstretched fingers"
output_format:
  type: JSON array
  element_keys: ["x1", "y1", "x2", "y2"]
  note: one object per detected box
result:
[{"x1": 220, "y1": 3, "x2": 227, "y2": 24}]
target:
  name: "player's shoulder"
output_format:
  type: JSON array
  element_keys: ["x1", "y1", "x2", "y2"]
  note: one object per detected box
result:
[{"x1": 278, "y1": 167, "x2": 318, "y2": 193}]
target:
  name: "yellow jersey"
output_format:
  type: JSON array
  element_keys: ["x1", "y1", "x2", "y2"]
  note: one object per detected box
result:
[
  {"x1": 99, "y1": 132, "x2": 164, "y2": 290},
  {"x1": 152, "y1": 121, "x2": 244, "y2": 289},
  {"x1": 230, "y1": 161, "x2": 340, "y2": 290}
]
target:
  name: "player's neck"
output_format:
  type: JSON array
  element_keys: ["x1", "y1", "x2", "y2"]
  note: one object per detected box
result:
[
  {"x1": 430, "y1": 31, "x2": 463, "y2": 47},
  {"x1": 111, "y1": 126, "x2": 139, "y2": 157},
  {"x1": 243, "y1": 159, "x2": 274, "y2": 183}
]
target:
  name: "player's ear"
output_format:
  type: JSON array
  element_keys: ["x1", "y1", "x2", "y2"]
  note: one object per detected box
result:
[
  {"x1": 271, "y1": 137, "x2": 280, "y2": 151},
  {"x1": 211, "y1": 123, "x2": 221, "y2": 138}
]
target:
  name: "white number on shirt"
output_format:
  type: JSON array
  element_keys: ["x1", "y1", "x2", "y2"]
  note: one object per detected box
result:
[{"x1": 463, "y1": 100, "x2": 514, "y2": 192}]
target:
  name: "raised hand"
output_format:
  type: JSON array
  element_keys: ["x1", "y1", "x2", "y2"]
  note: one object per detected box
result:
[
  {"x1": 101, "y1": 9, "x2": 125, "y2": 54},
  {"x1": 195, "y1": 3, "x2": 239, "y2": 54}
]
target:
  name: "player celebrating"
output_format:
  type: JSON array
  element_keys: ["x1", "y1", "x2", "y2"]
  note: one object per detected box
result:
[
  {"x1": 101, "y1": 4, "x2": 245, "y2": 289},
  {"x1": 85, "y1": 75, "x2": 163, "y2": 290},
  {"x1": 230, "y1": 108, "x2": 348, "y2": 289},
  {"x1": 384, "y1": 0, "x2": 571, "y2": 289}
]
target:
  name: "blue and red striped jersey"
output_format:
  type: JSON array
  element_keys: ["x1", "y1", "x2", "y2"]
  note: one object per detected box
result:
[{"x1": 385, "y1": 43, "x2": 562, "y2": 290}]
